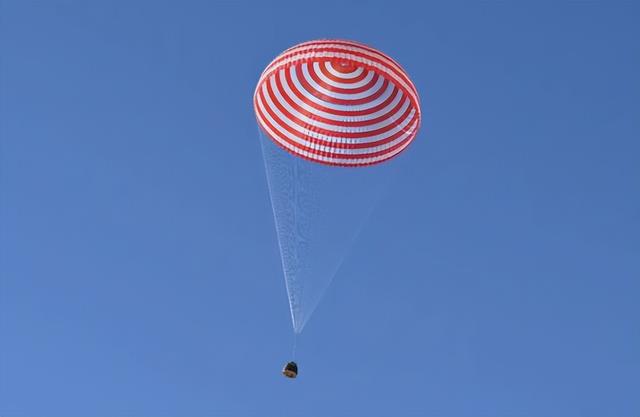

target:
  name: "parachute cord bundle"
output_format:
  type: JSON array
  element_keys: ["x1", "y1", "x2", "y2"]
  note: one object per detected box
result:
[
  {"x1": 292, "y1": 333, "x2": 297, "y2": 360},
  {"x1": 258, "y1": 127, "x2": 298, "y2": 330},
  {"x1": 258, "y1": 117, "x2": 404, "y2": 338}
]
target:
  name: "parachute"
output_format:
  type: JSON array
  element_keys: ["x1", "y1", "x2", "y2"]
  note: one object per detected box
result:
[{"x1": 254, "y1": 39, "x2": 421, "y2": 335}]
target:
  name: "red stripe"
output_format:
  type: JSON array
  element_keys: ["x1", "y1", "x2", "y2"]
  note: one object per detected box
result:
[
  {"x1": 316, "y1": 40, "x2": 411, "y2": 85},
  {"x1": 264, "y1": 77, "x2": 412, "y2": 138},
  {"x1": 317, "y1": 60, "x2": 369, "y2": 84},
  {"x1": 264, "y1": 45, "x2": 418, "y2": 102},
  {"x1": 295, "y1": 65, "x2": 388, "y2": 106},
  {"x1": 258, "y1": 122, "x2": 410, "y2": 168},
  {"x1": 256, "y1": 99, "x2": 416, "y2": 163},
  {"x1": 257, "y1": 86, "x2": 418, "y2": 150},
  {"x1": 306, "y1": 63, "x2": 379, "y2": 95},
  {"x1": 290, "y1": 39, "x2": 387, "y2": 58},
  {"x1": 262, "y1": 81, "x2": 412, "y2": 143},
  {"x1": 281, "y1": 69, "x2": 401, "y2": 118},
  {"x1": 270, "y1": 73, "x2": 406, "y2": 128},
  {"x1": 265, "y1": 56, "x2": 418, "y2": 118},
  {"x1": 293, "y1": 41, "x2": 417, "y2": 98},
  {"x1": 329, "y1": 59, "x2": 356, "y2": 73}
]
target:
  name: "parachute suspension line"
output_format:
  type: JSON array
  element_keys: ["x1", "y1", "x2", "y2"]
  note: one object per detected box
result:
[
  {"x1": 290, "y1": 156, "x2": 302, "y2": 333},
  {"x1": 292, "y1": 156, "x2": 299, "y2": 270},
  {"x1": 290, "y1": 153, "x2": 299, "y2": 332},
  {"x1": 257, "y1": 128, "x2": 297, "y2": 331},
  {"x1": 292, "y1": 333, "x2": 297, "y2": 360}
]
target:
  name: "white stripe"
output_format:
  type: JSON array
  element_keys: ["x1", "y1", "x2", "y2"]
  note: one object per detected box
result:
[
  {"x1": 264, "y1": 42, "x2": 417, "y2": 96},
  {"x1": 267, "y1": 77, "x2": 411, "y2": 134},
  {"x1": 259, "y1": 88, "x2": 417, "y2": 147},
  {"x1": 324, "y1": 62, "x2": 364, "y2": 79},
  {"x1": 277, "y1": 42, "x2": 410, "y2": 87},
  {"x1": 261, "y1": 85, "x2": 416, "y2": 145},
  {"x1": 258, "y1": 100, "x2": 417, "y2": 160},
  {"x1": 257, "y1": 107, "x2": 416, "y2": 165},
  {"x1": 276, "y1": 71, "x2": 404, "y2": 122},
  {"x1": 259, "y1": 50, "x2": 419, "y2": 109},
  {"x1": 301, "y1": 64, "x2": 383, "y2": 100},
  {"x1": 289, "y1": 67, "x2": 394, "y2": 112},
  {"x1": 318, "y1": 62, "x2": 370, "y2": 85}
]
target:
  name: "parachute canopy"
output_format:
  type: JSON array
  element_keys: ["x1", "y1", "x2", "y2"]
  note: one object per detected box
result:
[{"x1": 254, "y1": 39, "x2": 421, "y2": 167}]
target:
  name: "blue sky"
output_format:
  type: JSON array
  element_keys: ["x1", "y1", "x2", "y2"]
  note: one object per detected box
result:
[{"x1": 1, "y1": 1, "x2": 639, "y2": 416}]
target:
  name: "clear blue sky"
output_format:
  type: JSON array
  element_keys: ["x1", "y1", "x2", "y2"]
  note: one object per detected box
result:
[{"x1": 1, "y1": 2, "x2": 639, "y2": 416}]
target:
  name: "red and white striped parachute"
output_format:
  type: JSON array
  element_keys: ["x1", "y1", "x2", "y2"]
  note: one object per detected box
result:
[{"x1": 254, "y1": 39, "x2": 421, "y2": 167}]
